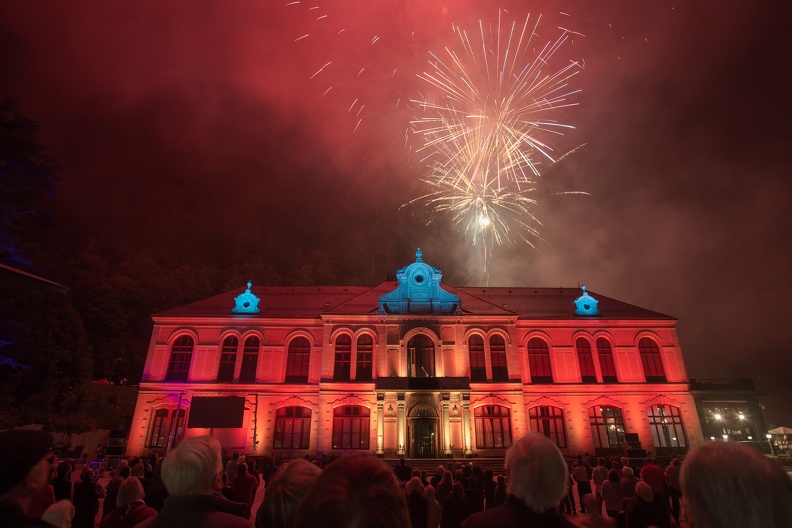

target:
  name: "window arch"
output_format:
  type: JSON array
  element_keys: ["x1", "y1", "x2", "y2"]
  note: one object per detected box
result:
[
  {"x1": 407, "y1": 334, "x2": 435, "y2": 377},
  {"x1": 596, "y1": 338, "x2": 618, "y2": 383},
  {"x1": 332, "y1": 406, "x2": 370, "y2": 450},
  {"x1": 165, "y1": 335, "x2": 193, "y2": 381},
  {"x1": 576, "y1": 338, "x2": 596, "y2": 383},
  {"x1": 273, "y1": 406, "x2": 311, "y2": 450},
  {"x1": 529, "y1": 406, "x2": 567, "y2": 448},
  {"x1": 527, "y1": 338, "x2": 553, "y2": 383},
  {"x1": 356, "y1": 334, "x2": 373, "y2": 381},
  {"x1": 648, "y1": 405, "x2": 687, "y2": 449},
  {"x1": 469, "y1": 335, "x2": 486, "y2": 381},
  {"x1": 333, "y1": 334, "x2": 352, "y2": 381},
  {"x1": 239, "y1": 336, "x2": 259, "y2": 383},
  {"x1": 285, "y1": 336, "x2": 310, "y2": 383},
  {"x1": 589, "y1": 406, "x2": 626, "y2": 449},
  {"x1": 217, "y1": 336, "x2": 238, "y2": 382},
  {"x1": 639, "y1": 338, "x2": 667, "y2": 382},
  {"x1": 490, "y1": 335, "x2": 508, "y2": 381},
  {"x1": 474, "y1": 405, "x2": 513, "y2": 449}
]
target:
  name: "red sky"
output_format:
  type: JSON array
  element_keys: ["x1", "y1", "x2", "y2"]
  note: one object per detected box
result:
[{"x1": 1, "y1": 1, "x2": 790, "y2": 424}]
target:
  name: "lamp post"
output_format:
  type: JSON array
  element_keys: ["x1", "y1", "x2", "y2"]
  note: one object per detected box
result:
[
  {"x1": 109, "y1": 358, "x2": 123, "y2": 384},
  {"x1": 766, "y1": 433, "x2": 775, "y2": 456}
]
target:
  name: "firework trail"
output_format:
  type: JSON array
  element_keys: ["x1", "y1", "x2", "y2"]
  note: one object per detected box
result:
[{"x1": 409, "y1": 10, "x2": 584, "y2": 274}]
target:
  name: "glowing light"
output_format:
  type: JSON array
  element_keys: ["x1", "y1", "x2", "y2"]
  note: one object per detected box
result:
[
  {"x1": 714, "y1": 413, "x2": 722, "y2": 420},
  {"x1": 738, "y1": 413, "x2": 745, "y2": 420}
]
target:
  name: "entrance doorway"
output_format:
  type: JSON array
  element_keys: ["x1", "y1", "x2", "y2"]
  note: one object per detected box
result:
[{"x1": 409, "y1": 419, "x2": 438, "y2": 457}]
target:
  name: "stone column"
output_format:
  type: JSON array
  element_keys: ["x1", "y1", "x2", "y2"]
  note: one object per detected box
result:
[
  {"x1": 397, "y1": 395, "x2": 406, "y2": 456},
  {"x1": 462, "y1": 399, "x2": 473, "y2": 456},
  {"x1": 442, "y1": 398, "x2": 451, "y2": 456},
  {"x1": 377, "y1": 401, "x2": 385, "y2": 455}
]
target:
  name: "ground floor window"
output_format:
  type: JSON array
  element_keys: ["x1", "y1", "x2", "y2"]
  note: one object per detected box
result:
[
  {"x1": 529, "y1": 406, "x2": 567, "y2": 448},
  {"x1": 274, "y1": 406, "x2": 312, "y2": 450},
  {"x1": 332, "y1": 406, "x2": 370, "y2": 450},
  {"x1": 648, "y1": 405, "x2": 687, "y2": 448},
  {"x1": 589, "y1": 406, "x2": 626, "y2": 449},
  {"x1": 474, "y1": 405, "x2": 513, "y2": 449},
  {"x1": 147, "y1": 408, "x2": 169, "y2": 448}
]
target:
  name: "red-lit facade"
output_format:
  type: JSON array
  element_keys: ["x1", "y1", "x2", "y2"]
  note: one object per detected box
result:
[{"x1": 127, "y1": 252, "x2": 704, "y2": 458}]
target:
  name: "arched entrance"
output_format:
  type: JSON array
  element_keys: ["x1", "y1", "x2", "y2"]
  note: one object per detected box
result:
[
  {"x1": 407, "y1": 400, "x2": 439, "y2": 458},
  {"x1": 407, "y1": 334, "x2": 435, "y2": 377}
]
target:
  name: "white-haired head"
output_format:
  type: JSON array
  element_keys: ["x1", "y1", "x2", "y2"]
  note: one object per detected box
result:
[
  {"x1": 161, "y1": 436, "x2": 223, "y2": 496},
  {"x1": 505, "y1": 432, "x2": 568, "y2": 513}
]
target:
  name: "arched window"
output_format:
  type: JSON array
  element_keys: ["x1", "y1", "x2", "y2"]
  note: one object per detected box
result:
[
  {"x1": 407, "y1": 334, "x2": 435, "y2": 378},
  {"x1": 217, "y1": 336, "x2": 238, "y2": 383},
  {"x1": 490, "y1": 335, "x2": 508, "y2": 381},
  {"x1": 239, "y1": 336, "x2": 259, "y2": 383},
  {"x1": 274, "y1": 406, "x2": 311, "y2": 450},
  {"x1": 596, "y1": 338, "x2": 618, "y2": 383},
  {"x1": 576, "y1": 338, "x2": 596, "y2": 383},
  {"x1": 527, "y1": 338, "x2": 553, "y2": 383},
  {"x1": 474, "y1": 405, "x2": 512, "y2": 449},
  {"x1": 333, "y1": 334, "x2": 352, "y2": 381},
  {"x1": 356, "y1": 334, "x2": 373, "y2": 381},
  {"x1": 332, "y1": 406, "x2": 370, "y2": 450},
  {"x1": 469, "y1": 335, "x2": 486, "y2": 381},
  {"x1": 589, "y1": 406, "x2": 626, "y2": 449},
  {"x1": 639, "y1": 338, "x2": 667, "y2": 382},
  {"x1": 146, "y1": 408, "x2": 169, "y2": 448},
  {"x1": 285, "y1": 337, "x2": 310, "y2": 383},
  {"x1": 648, "y1": 405, "x2": 687, "y2": 449},
  {"x1": 529, "y1": 406, "x2": 567, "y2": 448},
  {"x1": 165, "y1": 335, "x2": 193, "y2": 382}
]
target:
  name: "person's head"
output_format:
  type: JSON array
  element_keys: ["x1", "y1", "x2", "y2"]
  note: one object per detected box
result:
[
  {"x1": 671, "y1": 458, "x2": 680, "y2": 467},
  {"x1": 161, "y1": 435, "x2": 223, "y2": 496},
  {"x1": 435, "y1": 465, "x2": 444, "y2": 477},
  {"x1": 257, "y1": 459, "x2": 321, "y2": 528},
  {"x1": 611, "y1": 460, "x2": 622, "y2": 470},
  {"x1": 237, "y1": 462, "x2": 249, "y2": 475},
  {"x1": 425, "y1": 485, "x2": 436, "y2": 500},
  {"x1": 41, "y1": 499, "x2": 75, "y2": 528},
  {"x1": 119, "y1": 465, "x2": 131, "y2": 479},
  {"x1": 622, "y1": 466, "x2": 634, "y2": 478},
  {"x1": 496, "y1": 475, "x2": 506, "y2": 488},
  {"x1": 232, "y1": 452, "x2": 239, "y2": 460},
  {"x1": 56, "y1": 461, "x2": 72, "y2": 479},
  {"x1": 294, "y1": 454, "x2": 410, "y2": 528},
  {"x1": 411, "y1": 468, "x2": 421, "y2": 480},
  {"x1": 450, "y1": 481, "x2": 465, "y2": 499},
  {"x1": 583, "y1": 494, "x2": 602, "y2": 516},
  {"x1": 598, "y1": 457, "x2": 607, "y2": 467},
  {"x1": 80, "y1": 468, "x2": 95, "y2": 483},
  {"x1": 608, "y1": 469, "x2": 620, "y2": 483},
  {"x1": 0, "y1": 429, "x2": 54, "y2": 509},
  {"x1": 635, "y1": 481, "x2": 653, "y2": 504},
  {"x1": 405, "y1": 476, "x2": 425, "y2": 496},
  {"x1": 680, "y1": 441, "x2": 792, "y2": 528},
  {"x1": 116, "y1": 477, "x2": 145, "y2": 507},
  {"x1": 441, "y1": 471, "x2": 452, "y2": 484},
  {"x1": 505, "y1": 432, "x2": 569, "y2": 513},
  {"x1": 484, "y1": 468, "x2": 493, "y2": 481}
]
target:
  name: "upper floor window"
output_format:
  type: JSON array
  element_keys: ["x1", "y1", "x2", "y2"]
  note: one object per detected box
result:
[
  {"x1": 596, "y1": 338, "x2": 618, "y2": 383},
  {"x1": 239, "y1": 336, "x2": 259, "y2": 383},
  {"x1": 332, "y1": 406, "x2": 370, "y2": 450},
  {"x1": 285, "y1": 336, "x2": 310, "y2": 383},
  {"x1": 576, "y1": 338, "x2": 596, "y2": 383},
  {"x1": 407, "y1": 334, "x2": 435, "y2": 378},
  {"x1": 589, "y1": 406, "x2": 626, "y2": 449},
  {"x1": 274, "y1": 406, "x2": 311, "y2": 450},
  {"x1": 469, "y1": 335, "x2": 486, "y2": 382},
  {"x1": 490, "y1": 335, "x2": 508, "y2": 381},
  {"x1": 474, "y1": 405, "x2": 513, "y2": 449},
  {"x1": 639, "y1": 338, "x2": 667, "y2": 382},
  {"x1": 527, "y1": 338, "x2": 553, "y2": 383},
  {"x1": 529, "y1": 406, "x2": 567, "y2": 448},
  {"x1": 333, "y1": 334, "x2": 352, "y2": 381},
  {"x1": 217, "y1": 336, "x2": 237, "y2": 383},
  {"x1": 165, "y1": 335, "x2": 193, "y2": 382},
  {"x1": 356, "y1": 334, "x2": 373, "y2": 381}
]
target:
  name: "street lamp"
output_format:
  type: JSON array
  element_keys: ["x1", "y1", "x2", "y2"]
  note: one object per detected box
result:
[
  {"x1": 109, "y1": 358, "x2": 123, "y2": 384},
  {"x1": 766, "y1": 433, "x2": 775, "y2": 456}
]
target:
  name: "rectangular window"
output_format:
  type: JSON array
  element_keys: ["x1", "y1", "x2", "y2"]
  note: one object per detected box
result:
[
  {"x1": 490, "y1": 337, "x2": 508, "y2": 382},
  {"x1": 146, "y1": 409, "x2": 169, "y2": 448},
  {"x1": 332, "y1": 406, "x2": 370, "y2": 450},
  {"x1": 529, "y1": 406, "x2": 567, "y2": 448},
  {"x1": 474, "y1": 406, "x2": 513, "y2": 449},
  {"x1": 333, "y1": 337, "x2": 351, "y2": 381},
  {"x1": 469, "y1": 337, "x2": 487, "y2": 381},
  {"x1": 597, "y1": 339, "x2": 618, "y2": 383},
  {"x1": 356, "y1": 336, "x2": 373, "y2": 381},
  {"x1": 273, "y1": 407, "x2": 311, "y2": 450}
]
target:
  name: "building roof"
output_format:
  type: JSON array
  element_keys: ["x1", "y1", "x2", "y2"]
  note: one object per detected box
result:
[{"x1": 156, "y1": 281, "x2": 673, "y2": 321}]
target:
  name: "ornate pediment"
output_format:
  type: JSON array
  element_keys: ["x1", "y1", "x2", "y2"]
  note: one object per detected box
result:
[{"x1": 378, "y1": 249, "x2": 461, "y2": 315}]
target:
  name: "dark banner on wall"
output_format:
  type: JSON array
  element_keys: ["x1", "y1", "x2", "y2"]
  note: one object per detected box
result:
[{"x1": 187, "y1": 396, "x2": 245, "y2": 428}]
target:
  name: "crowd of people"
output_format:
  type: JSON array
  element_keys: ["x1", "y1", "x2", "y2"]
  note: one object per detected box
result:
[{"x1": 1, "y1": 428, "x2": 790, "y2": 528}]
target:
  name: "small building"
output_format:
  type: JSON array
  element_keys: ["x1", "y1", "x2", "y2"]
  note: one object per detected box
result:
[{"x1": 127, "y1": 249, "x2": 704, "y2": 459}]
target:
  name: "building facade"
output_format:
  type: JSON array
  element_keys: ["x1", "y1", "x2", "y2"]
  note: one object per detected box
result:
[{"x1": 127, "y1": 250, "x2": 704, "y2": 459}]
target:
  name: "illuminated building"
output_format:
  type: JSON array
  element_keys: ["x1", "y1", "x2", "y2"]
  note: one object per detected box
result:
[{"x1": 127, "y1": 249, "x2": 704, "y2": 458}]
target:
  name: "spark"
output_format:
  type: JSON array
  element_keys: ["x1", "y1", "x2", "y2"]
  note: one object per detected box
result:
[{"x1": 310, "y1": 61, "x2": 332, "y2": 79}]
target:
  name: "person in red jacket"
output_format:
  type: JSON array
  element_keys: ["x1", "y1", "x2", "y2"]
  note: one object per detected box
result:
[
  {"x1": 231, "y1": 463, "x2": 259, "y2": 519},
  {"x1": 99, "y1": 477, "x2": 157, "y2": 528}
]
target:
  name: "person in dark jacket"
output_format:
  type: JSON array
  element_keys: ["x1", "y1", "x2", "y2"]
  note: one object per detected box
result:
[
  {"x1": 72, "y1": 468, "x2": 105, "y2": 528},
  {"x1": 441, "y1": 482, "x2": 469, "y2": 528},
  {"x1": 461, "y1": 433, "x2": 575, "y2": 528},
  {"x1": 136, "y1": 436, "x2": 250, "y2": 528},
  {"x1": 0, "y1": 429, "x2": 56, "y2": 528},
  {"x1": 51, "y1": 461, "x2": 73, "y2": 503}
]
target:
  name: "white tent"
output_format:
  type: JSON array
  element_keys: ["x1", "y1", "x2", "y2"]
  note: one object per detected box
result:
[{"x1": 768, "y1": 426, "x2": 792, "y2": 435}]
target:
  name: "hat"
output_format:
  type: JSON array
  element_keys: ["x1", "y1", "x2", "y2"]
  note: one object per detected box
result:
[
  {"x1": 0, "y1": 429, "x2": 53, "y2": 495},
  {"x1": 635, "y1": 481, "x2": 654, "y2": 503}
]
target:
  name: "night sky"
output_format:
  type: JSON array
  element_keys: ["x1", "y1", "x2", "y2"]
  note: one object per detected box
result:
[{"x1": 2, "y1": 1, "x2": 790, "y2": 425}]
